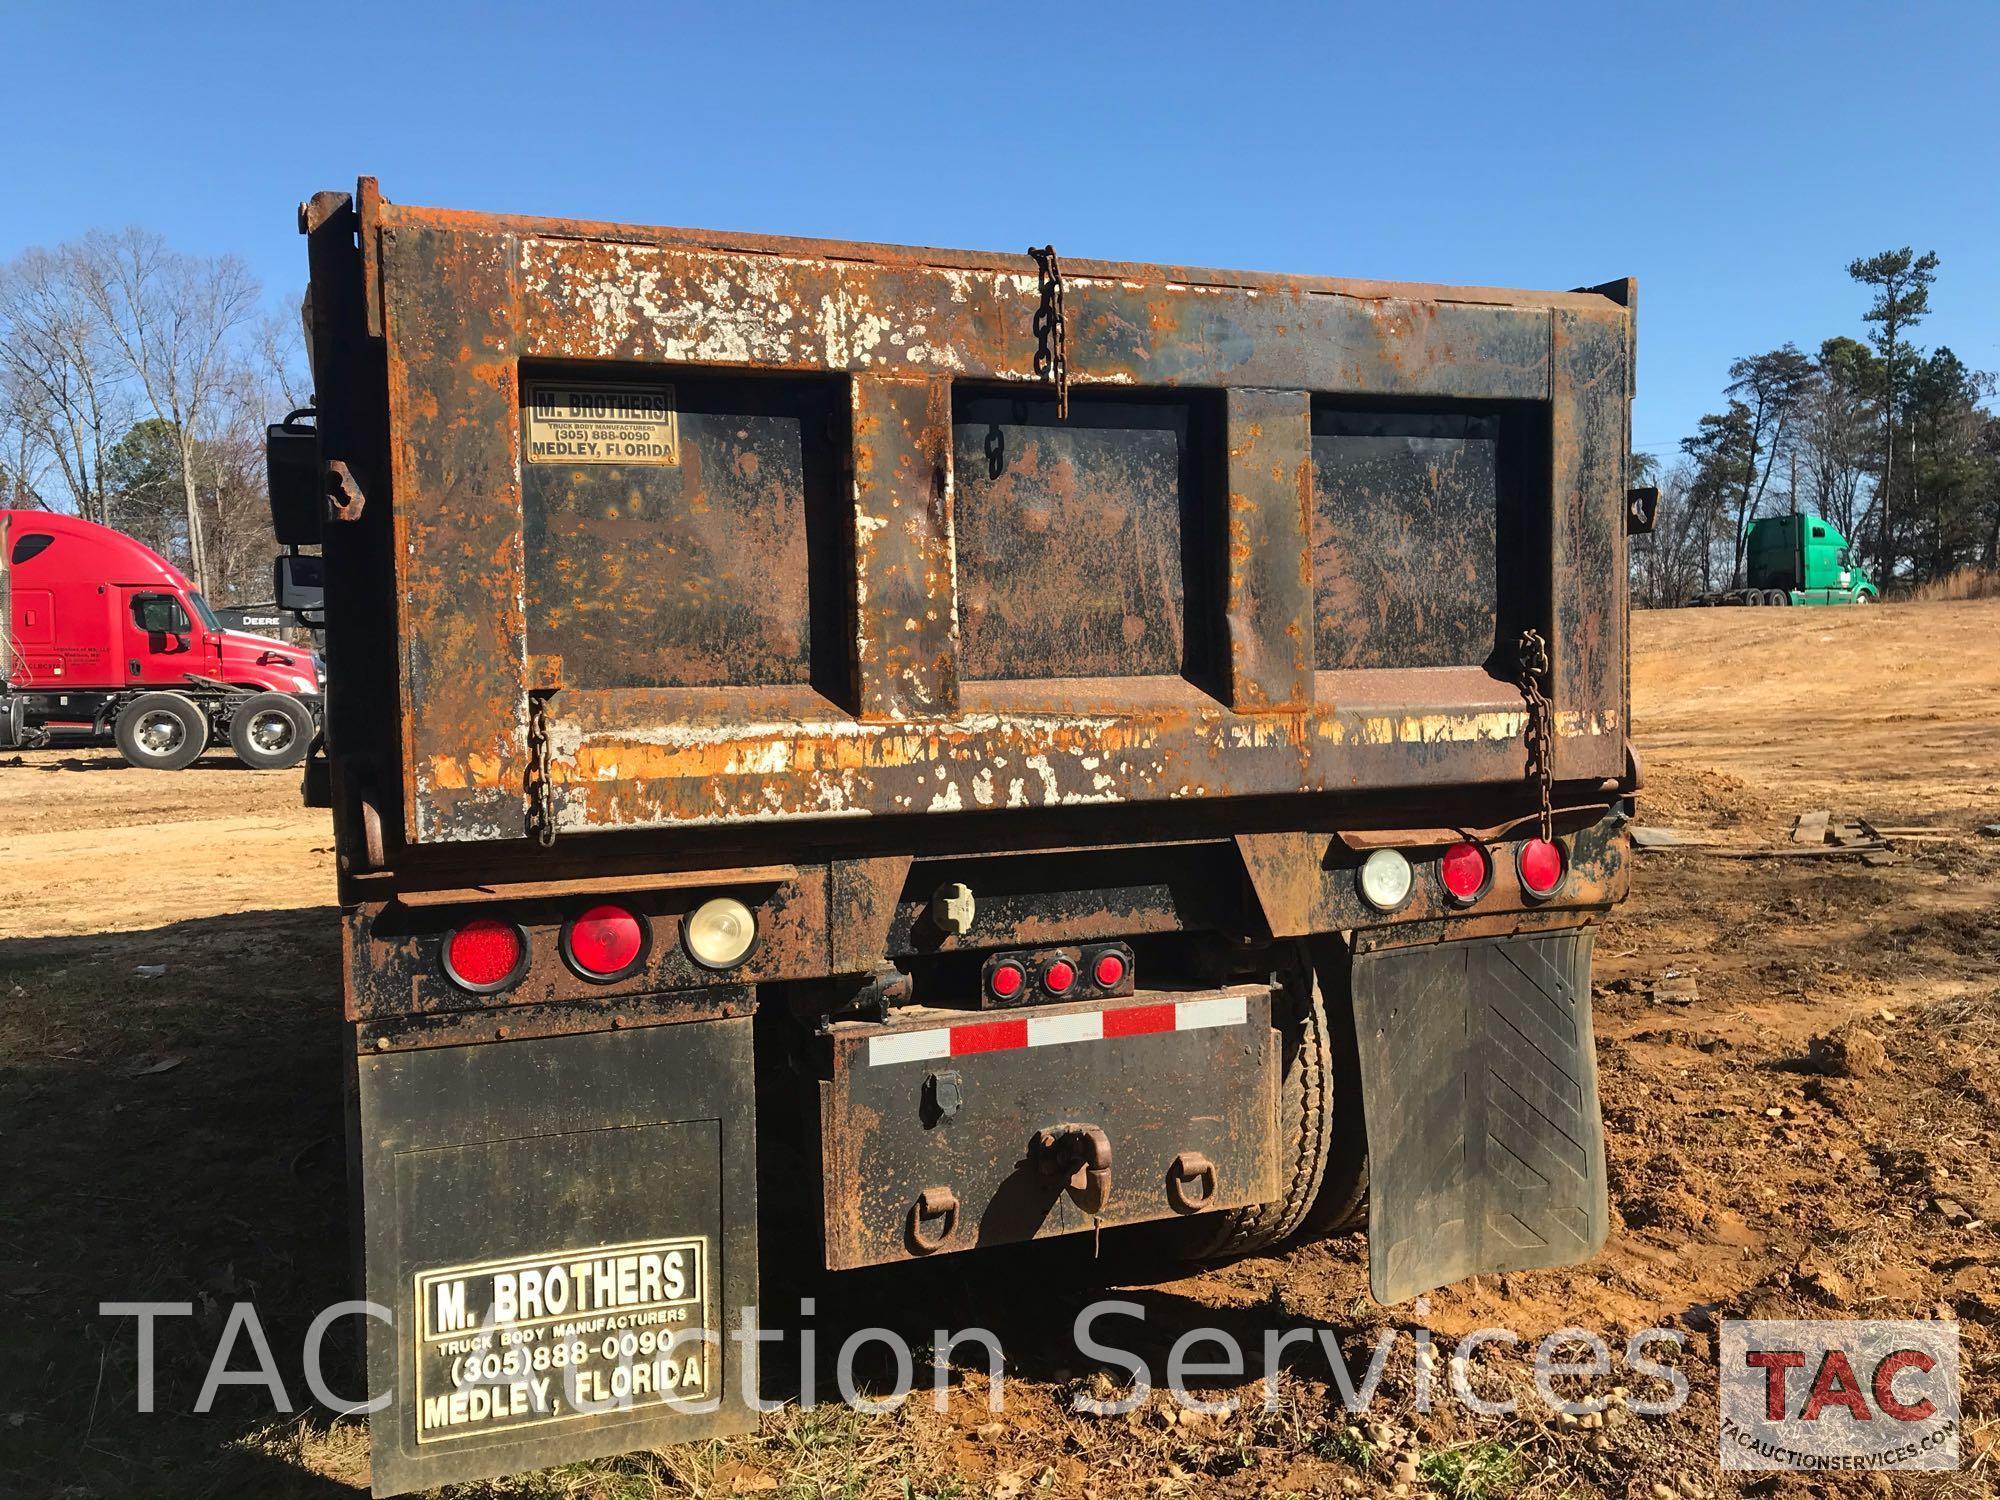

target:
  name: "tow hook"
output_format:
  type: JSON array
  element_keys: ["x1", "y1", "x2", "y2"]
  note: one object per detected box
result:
[
  {"x1": 908, "y1": 1186, "x2": 959, "y2": 1252},
  {"x1": 1166, "y1": 1151, "x2": 1218, "y2": 1213},
  {"x1": 1031, "y1": 1124, "x2": 1113, "y2": 1216}
]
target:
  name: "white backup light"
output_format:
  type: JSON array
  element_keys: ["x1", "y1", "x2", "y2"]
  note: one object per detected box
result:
[
  {"x1": 1357, "y1": 848, "x2": 1415, "y2": 911},
  {"x1": 684, "y1": 897, "x2": 757, "y2": 968}
]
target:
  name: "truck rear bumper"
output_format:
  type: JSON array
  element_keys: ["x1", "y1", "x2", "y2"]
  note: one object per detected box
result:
[
  {"x1": 818, "y1": 985, "x2": 1281, "y2": 1268},
  {"x1": 1351, "y1": 927, "x2": 1609, "y2": 1303}
]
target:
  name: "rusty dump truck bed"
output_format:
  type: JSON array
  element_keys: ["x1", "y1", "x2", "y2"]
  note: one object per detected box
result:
[{"x1": 301, "y1": 180, "x2": 1633, "y2": 854}]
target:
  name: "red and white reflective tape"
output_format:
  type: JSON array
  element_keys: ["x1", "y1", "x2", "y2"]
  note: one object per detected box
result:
[{"x1": 865, "y1": 994, "x2": 1248, "y2": 1067}]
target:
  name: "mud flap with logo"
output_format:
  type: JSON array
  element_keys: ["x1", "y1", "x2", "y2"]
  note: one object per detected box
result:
[
  {"x1": 1351, "y1": 929, "x2": 1608, "y2": 1304},
  {"x1": 355, "y1": 1019, "x2": 759, "y2": 1497}
]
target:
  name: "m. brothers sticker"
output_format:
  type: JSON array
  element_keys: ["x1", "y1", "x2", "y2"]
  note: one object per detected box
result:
[
  {"x1": 414, "y1": 1236, "x2": 711, "y2": 1442},
  {"x1": 525, "y1": 383, "x2": 679, "y2": 466}
]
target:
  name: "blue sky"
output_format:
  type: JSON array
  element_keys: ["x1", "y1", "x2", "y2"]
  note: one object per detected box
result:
[{"x1": 3, "y1": 0, "x2": 1994, "y2": 461}]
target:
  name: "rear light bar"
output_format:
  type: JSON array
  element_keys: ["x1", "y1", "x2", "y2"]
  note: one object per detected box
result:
[{"x1": 981, "y1": 943, "x2": 1135, "y2": 1008}]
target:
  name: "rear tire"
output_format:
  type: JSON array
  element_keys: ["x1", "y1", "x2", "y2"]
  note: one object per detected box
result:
[
  {"x1": 228, "y1": 692, "x2": 313, "y2": 770},
  {"x1": 1768, "y1": 590, "x2": 1791, "y2": 606},
  {"x1": 1176, "y1": 944, "x2": 1369, "y2": 1257},
  {"x1": 114, "y1": 692, "x2": 208, "y2": 771},
  {"x1": 1744, "y1": 591, "x2": 1763, "y2": 606},
  {"x1": 1180, "y1": 957, "x2": 1332, "y2": 1256},
  {"x1": 1299, "y1": 947, "x2": 1370, "y2": 1237}
]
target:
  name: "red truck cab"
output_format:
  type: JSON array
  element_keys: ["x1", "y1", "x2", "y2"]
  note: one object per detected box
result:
[{"x1": 2, "y1": 509, "x2": 320, "y2": 768}]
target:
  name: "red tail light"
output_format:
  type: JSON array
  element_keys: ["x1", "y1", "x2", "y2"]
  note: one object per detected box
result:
[
  {"x1": 442, "y1": 918, "x2": 529, "y2": 994},
  {"x1": 1518, "y1": 837, "x2": 1566, "y2": 898},
  {"x1": 562, "y1": 904, "x2": 648, "y2": 982},
  {"x1": 1041, "y1": 958, "x2": 1077, "y2": 996},
  {"x1": 987, "y1": 960, "x2": 1026, "y2": 1001},
  {"x1": 1439, "y1": 842, "x2": 1490, "y2": 903},
  {"x1": 1092, "y1": 951, "x2": 1126, "y2": 988}
]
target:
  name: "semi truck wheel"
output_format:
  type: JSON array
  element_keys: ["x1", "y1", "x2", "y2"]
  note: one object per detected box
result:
[
  {"x1": 114, "y1": 692, "x2": 209, "y2": 771},
  {"x1": 229, "y1": 692, "x2": 314, "y2": 770}
]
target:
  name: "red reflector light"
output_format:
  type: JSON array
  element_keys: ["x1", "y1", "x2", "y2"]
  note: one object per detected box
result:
[
  {"x1": 1042, "y1": 958, "x2": 1076, "y2": 995},
  {"x1": 1092, "y1": 952, "x2": 1127, "y2": 988},
  {"x1": 563, "y1": 904, "x2": 646, "y2": 981},
  {"x1": 1518, "y1": 837, "x2": 1565, "y2": 897},
  {"x1": 988, "y1": 961, "x2": 1025, "y2": 1000},
  {"x1": 443, "y1": 918, "x2": 527, "y2": 993},
  {"x1": 1439, "y1": 842, "x2": 1490, "y2": 903}
]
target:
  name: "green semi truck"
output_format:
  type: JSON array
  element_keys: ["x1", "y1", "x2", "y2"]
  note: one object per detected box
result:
[{"x1": 1691, "y1": 514, "x2": 1879, "y2": 606}]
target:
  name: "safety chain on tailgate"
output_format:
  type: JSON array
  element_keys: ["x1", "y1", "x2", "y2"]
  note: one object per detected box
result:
[
  {"x1": 525, "y1": 690, "x2": 558, "y2": 848},
  {"x1": 1028, "y1": 245, "x2": 1069, "y2": 419},
  {"x1": 1515, "y1": 629, "x2": 1555, "y2": 843}
]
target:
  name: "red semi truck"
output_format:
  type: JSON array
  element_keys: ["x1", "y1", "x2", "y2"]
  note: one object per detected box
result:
[{"x1": 0, "y1": 509, "x2": 321, "y2": 768}]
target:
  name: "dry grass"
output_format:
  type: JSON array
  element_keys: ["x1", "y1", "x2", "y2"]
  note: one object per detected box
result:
[{"x1": 1908, "y1": 566, "x2": 2000, "y2": 602}]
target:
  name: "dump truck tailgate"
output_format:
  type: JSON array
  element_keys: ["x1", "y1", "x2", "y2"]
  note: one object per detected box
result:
[{"x1": 343, "y1": 192, "x2": 1632, "y2": 845}]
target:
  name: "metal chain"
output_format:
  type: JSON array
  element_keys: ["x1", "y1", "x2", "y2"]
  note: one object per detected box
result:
[
  {"x1": 1028, "y1": 245, "x2": 1069, "y2": 419},
  {"x1": 525, "y1": 691, "x2": 557, "y2": 848},
  {"x1": 1515, "y1": 629, "x2": 1554, "y2": 843}
]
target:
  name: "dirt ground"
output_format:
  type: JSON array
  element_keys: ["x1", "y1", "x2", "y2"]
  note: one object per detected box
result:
[{"x1": 2, "y1": 599, "x2": 1997, "y2": 1500}]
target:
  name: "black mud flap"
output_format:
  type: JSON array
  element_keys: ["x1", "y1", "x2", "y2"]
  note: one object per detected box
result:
[
  {"x1": 355, "y1": 1020, "x2": 758, "y2": 1497},
  {"x1": 1351, "y1": 929, "x2": 1608, "y2": 1304}
]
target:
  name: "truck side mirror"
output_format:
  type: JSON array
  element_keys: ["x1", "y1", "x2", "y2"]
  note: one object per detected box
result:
[
  {"x1": 1626, "y1": 486, "x2": 1659, "y2": 536},
  {"x1": 267, "y1": 409, "x2": 323, "y2": 546},
  {"x1": 275, "y1": 552, "x2": 325, "y2": 615}
]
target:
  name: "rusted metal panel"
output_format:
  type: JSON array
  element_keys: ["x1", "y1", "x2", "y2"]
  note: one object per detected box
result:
[
  {"x1": 357, "y1": 188, "x2": 1632, "y2": 843},
  {"x1": 818, "y1": 985, "x2": 1278, "y2": 1268},
  {"x1": 1304, "y1": 668, "x2": 1529, "y2": 790},
  {"x1": 383, "y1": 223, "x2": 529, "y2": 844},
  {"x1": 1236, "y1": 811, "x2": 1629, "y2": 940},
  {"x1": 342, "y1": 871, "x2": 829, "y2": 1024},
  {"x1": 953, "y1": 391, "x2": 1212, "y2": 683},
  {"x1": 1233, "y1": 831, "x2": 1326, "y2": 938},
  {"x1": 544, "y1": 696, "x2": 1309, "y2": 828},
  {"x1": 497, "y1": 226, "x2": 1555, "y2": 398},
  {"x1": 852, "y1": 376, "x2": 957, "y2": 719},
  {"x1": 1223, "y1": 390, "x2": 1313, "y2": 712},
  {"x1": 1550, "y1": 305, "x2": 1628, "y2": 782},
  {"x1": 357, "y1": 175, "x2": 384, "y2": 340},
  {"x1": 394, "y1": 865, "x2": 798, "y2": 908},
  {"x1": 881, "y1": 843, "x2": 1245, "y2": 954},
  {"x1": 355, "y1": 986, "x2": 752, "y2": 1053},
  {"x1": 1311, "y1": 410, "x2": 1510, "y2": 671},
  {"x1": 522, "y1": 373, "x2": 844, "y2": 693},
  {"x1": 829, "y1": 854, "x2": 913, "y2": 974}
]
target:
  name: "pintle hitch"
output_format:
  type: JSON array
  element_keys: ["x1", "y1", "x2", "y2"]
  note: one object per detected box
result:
[{"x1": 1030, "y1": 1123, "x2": 1112, "y2": 1216}]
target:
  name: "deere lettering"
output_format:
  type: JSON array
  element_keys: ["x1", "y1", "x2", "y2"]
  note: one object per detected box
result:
[{"x1": 524, "y1": 382, "x2": 679, "y2": 466}]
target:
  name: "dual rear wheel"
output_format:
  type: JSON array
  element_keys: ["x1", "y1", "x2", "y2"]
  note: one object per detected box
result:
[{"x1": 111, "y1": 690, "x2": 312, "y2": 771}]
